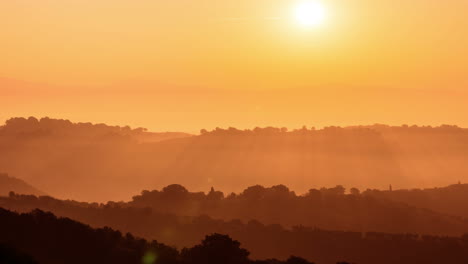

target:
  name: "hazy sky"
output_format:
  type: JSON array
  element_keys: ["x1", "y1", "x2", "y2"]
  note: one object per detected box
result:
[{"x1": 2, "y1": 0, "x2": 468, "y2": 132}]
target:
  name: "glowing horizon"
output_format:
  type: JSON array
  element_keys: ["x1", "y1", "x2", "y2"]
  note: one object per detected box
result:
[{"x1": 2, "y1": 0, "x2": 468, "y2": 131}]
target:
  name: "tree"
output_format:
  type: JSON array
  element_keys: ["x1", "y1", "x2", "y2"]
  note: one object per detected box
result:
[
  {"x1": 350, "y1": 188, "x2": 360, "y2": 196},
  {"x1": 286, "y1": 256, "x2": 315, "y2": 264},
  {"x1": 181, "y1": 234, "x2": 250, "y2": 264},
  {"x1": 242, "y1": 185, "x2": 266, "y2": 201}
]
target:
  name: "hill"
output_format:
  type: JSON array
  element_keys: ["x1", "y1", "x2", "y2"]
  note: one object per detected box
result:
[
  {"x1": 364, "y1": 183, "x2": 468, "y2": 218},
  {"x1": 2, "y1": 117, "x2": 468, "y2": 201},
  {"x1": 1, "y1": 197, "x2": 468, "y2": 264},
  {"x1": 3, "y1": 183, "x2": 468, "y2": 237},
  {"x1": 0, "y1": 117, "x2": 191, "y2": 201},
  {"x1": 0, "y1": 207, "x2": 321, "y2": 264},
  {"x1": 128, "y1": 184, "x2": 468, "y2": 235},
  {"x1": 0, "y1": 173, "x2": 45, "y2": 197}
]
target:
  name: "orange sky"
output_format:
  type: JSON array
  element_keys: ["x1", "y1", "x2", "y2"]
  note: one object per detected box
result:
[{"x1": 2, "y1": 0, "x2": 468, "y2": 132}]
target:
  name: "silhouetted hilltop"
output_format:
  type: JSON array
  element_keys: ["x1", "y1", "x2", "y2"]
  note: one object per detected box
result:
[
  {"x1": 0, "y1": 208, "x2": 178, "y2": 264},
  {"x1": 0, "y1": 173, "x2": 44, "y2": 197},
  {"x1": 2, "y1": 195, "x2": 468, "y2": 264},
  {"x1": 3, "y1": 183, "x2": 468, "y2": 235},
  {"x1": 0, "y1": 207, "x2": 323, "y2": 264},
  {"x1": 364, "y1": 183, "x2": 468, "y2": 219},
  {"x1": 128, "y1": 184, "x2": 468, "y2": 235},
  {"x1": 2, "y1": 117, "x2": 468, "y2": 201}
]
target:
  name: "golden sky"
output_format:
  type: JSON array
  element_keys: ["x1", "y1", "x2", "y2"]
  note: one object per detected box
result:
[{"x1": 2, "y1": 0, "x2": 468, "y2": 132}]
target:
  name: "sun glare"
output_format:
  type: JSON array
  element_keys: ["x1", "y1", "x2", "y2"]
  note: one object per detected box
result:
[{"x1": 294, "y1": 1, "x2": 327, "y2": 27}]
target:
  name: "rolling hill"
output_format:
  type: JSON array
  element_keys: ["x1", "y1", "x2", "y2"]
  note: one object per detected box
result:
[{"x1": 2, "y1": 117, "x2": 468, "y2": 201}]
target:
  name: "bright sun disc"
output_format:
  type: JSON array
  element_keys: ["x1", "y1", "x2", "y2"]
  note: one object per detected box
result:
[{"x1": 294, "y1": 1, "x2": 327, "y2": 27}]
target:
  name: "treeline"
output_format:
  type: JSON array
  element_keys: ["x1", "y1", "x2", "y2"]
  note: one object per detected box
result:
[
  {"x1": 0, "y1": 207, "x2": 336, "y2": 264},
  {"x1": 4, "y1": 117, "x2": 465, "y2": 139},
  {"x1": 5, "y1": 184, "x2": 468, "y2": 236},
  {"x1": 365, "y1": 183, "x2": 468, "y2": 218},
  {"x1": 1, "y1": 117, "x2": 146, "y2": 139},
  {"x1": 0, "y1": 117, "x2": 190, "y2": 142},
  {"x1": 200, "y1": 124, "x2": 466, "y2": 136},
  {"x1": 129, "y1": 184, "x2": 468, "y2": 235},
  {"x1": 3, "y1": 193, "x2": 468, "y2": 264}
]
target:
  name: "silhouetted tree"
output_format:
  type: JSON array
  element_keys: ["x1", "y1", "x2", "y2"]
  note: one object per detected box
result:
[
  {"x1": 286, "y1": 256, "x2": 315, "y2": 264},
  {"x1": 350, "y1": 188, "x2": 360, "y2": 196},
  {"x1": 182, "y1": 234, "x2": 250, "y2": 264}
]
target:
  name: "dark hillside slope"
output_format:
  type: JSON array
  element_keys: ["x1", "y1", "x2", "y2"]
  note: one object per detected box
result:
[
  {"x1": 2, "y1": 204, "x2": 468, "y2": 264},
  {"x1": 0, "y1": 208, "x2": 318, "y2": 264}
]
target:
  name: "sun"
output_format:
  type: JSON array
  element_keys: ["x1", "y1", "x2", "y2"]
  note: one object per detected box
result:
[{"x1": 294, "y1": 1, "x2": 327, "y2": 27}]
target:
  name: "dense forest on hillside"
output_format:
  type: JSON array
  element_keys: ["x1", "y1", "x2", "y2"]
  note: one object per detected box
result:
[
  {"x1": 0, "y1": 207, "x2": 333, "y2": 264},
  {"x1": 5, "y1": 185, "x2": 468, "y2": 237},
  {"x1": 2, "y1": 117, "x2": 468, "y2": 201},
  {"x1": 130, "y1": 184, "x2": 468, "y2": 235},
  {"x1": 2, "y1": 203, "x2": 468, "y2": 264},
  {"x1": 2, "y1": 118, "x2": 468, "y2": 263},
  {"x1": 3, "y1": 186, "x2": 468, "y2": 263}
]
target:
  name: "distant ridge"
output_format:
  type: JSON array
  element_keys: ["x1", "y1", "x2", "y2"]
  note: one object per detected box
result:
[
  {"x1": 0, "y1": 173, "x2": 45, "y2": 197},
  {"x1": 2, "y1": 117, "x2": 468, "y2": 202},
  {"x1": 365, "y1": 183, "x2": 468, "y2": 219},
  {"x1": 0, "y1": 116, "x2": 192, "y2": 142}
]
